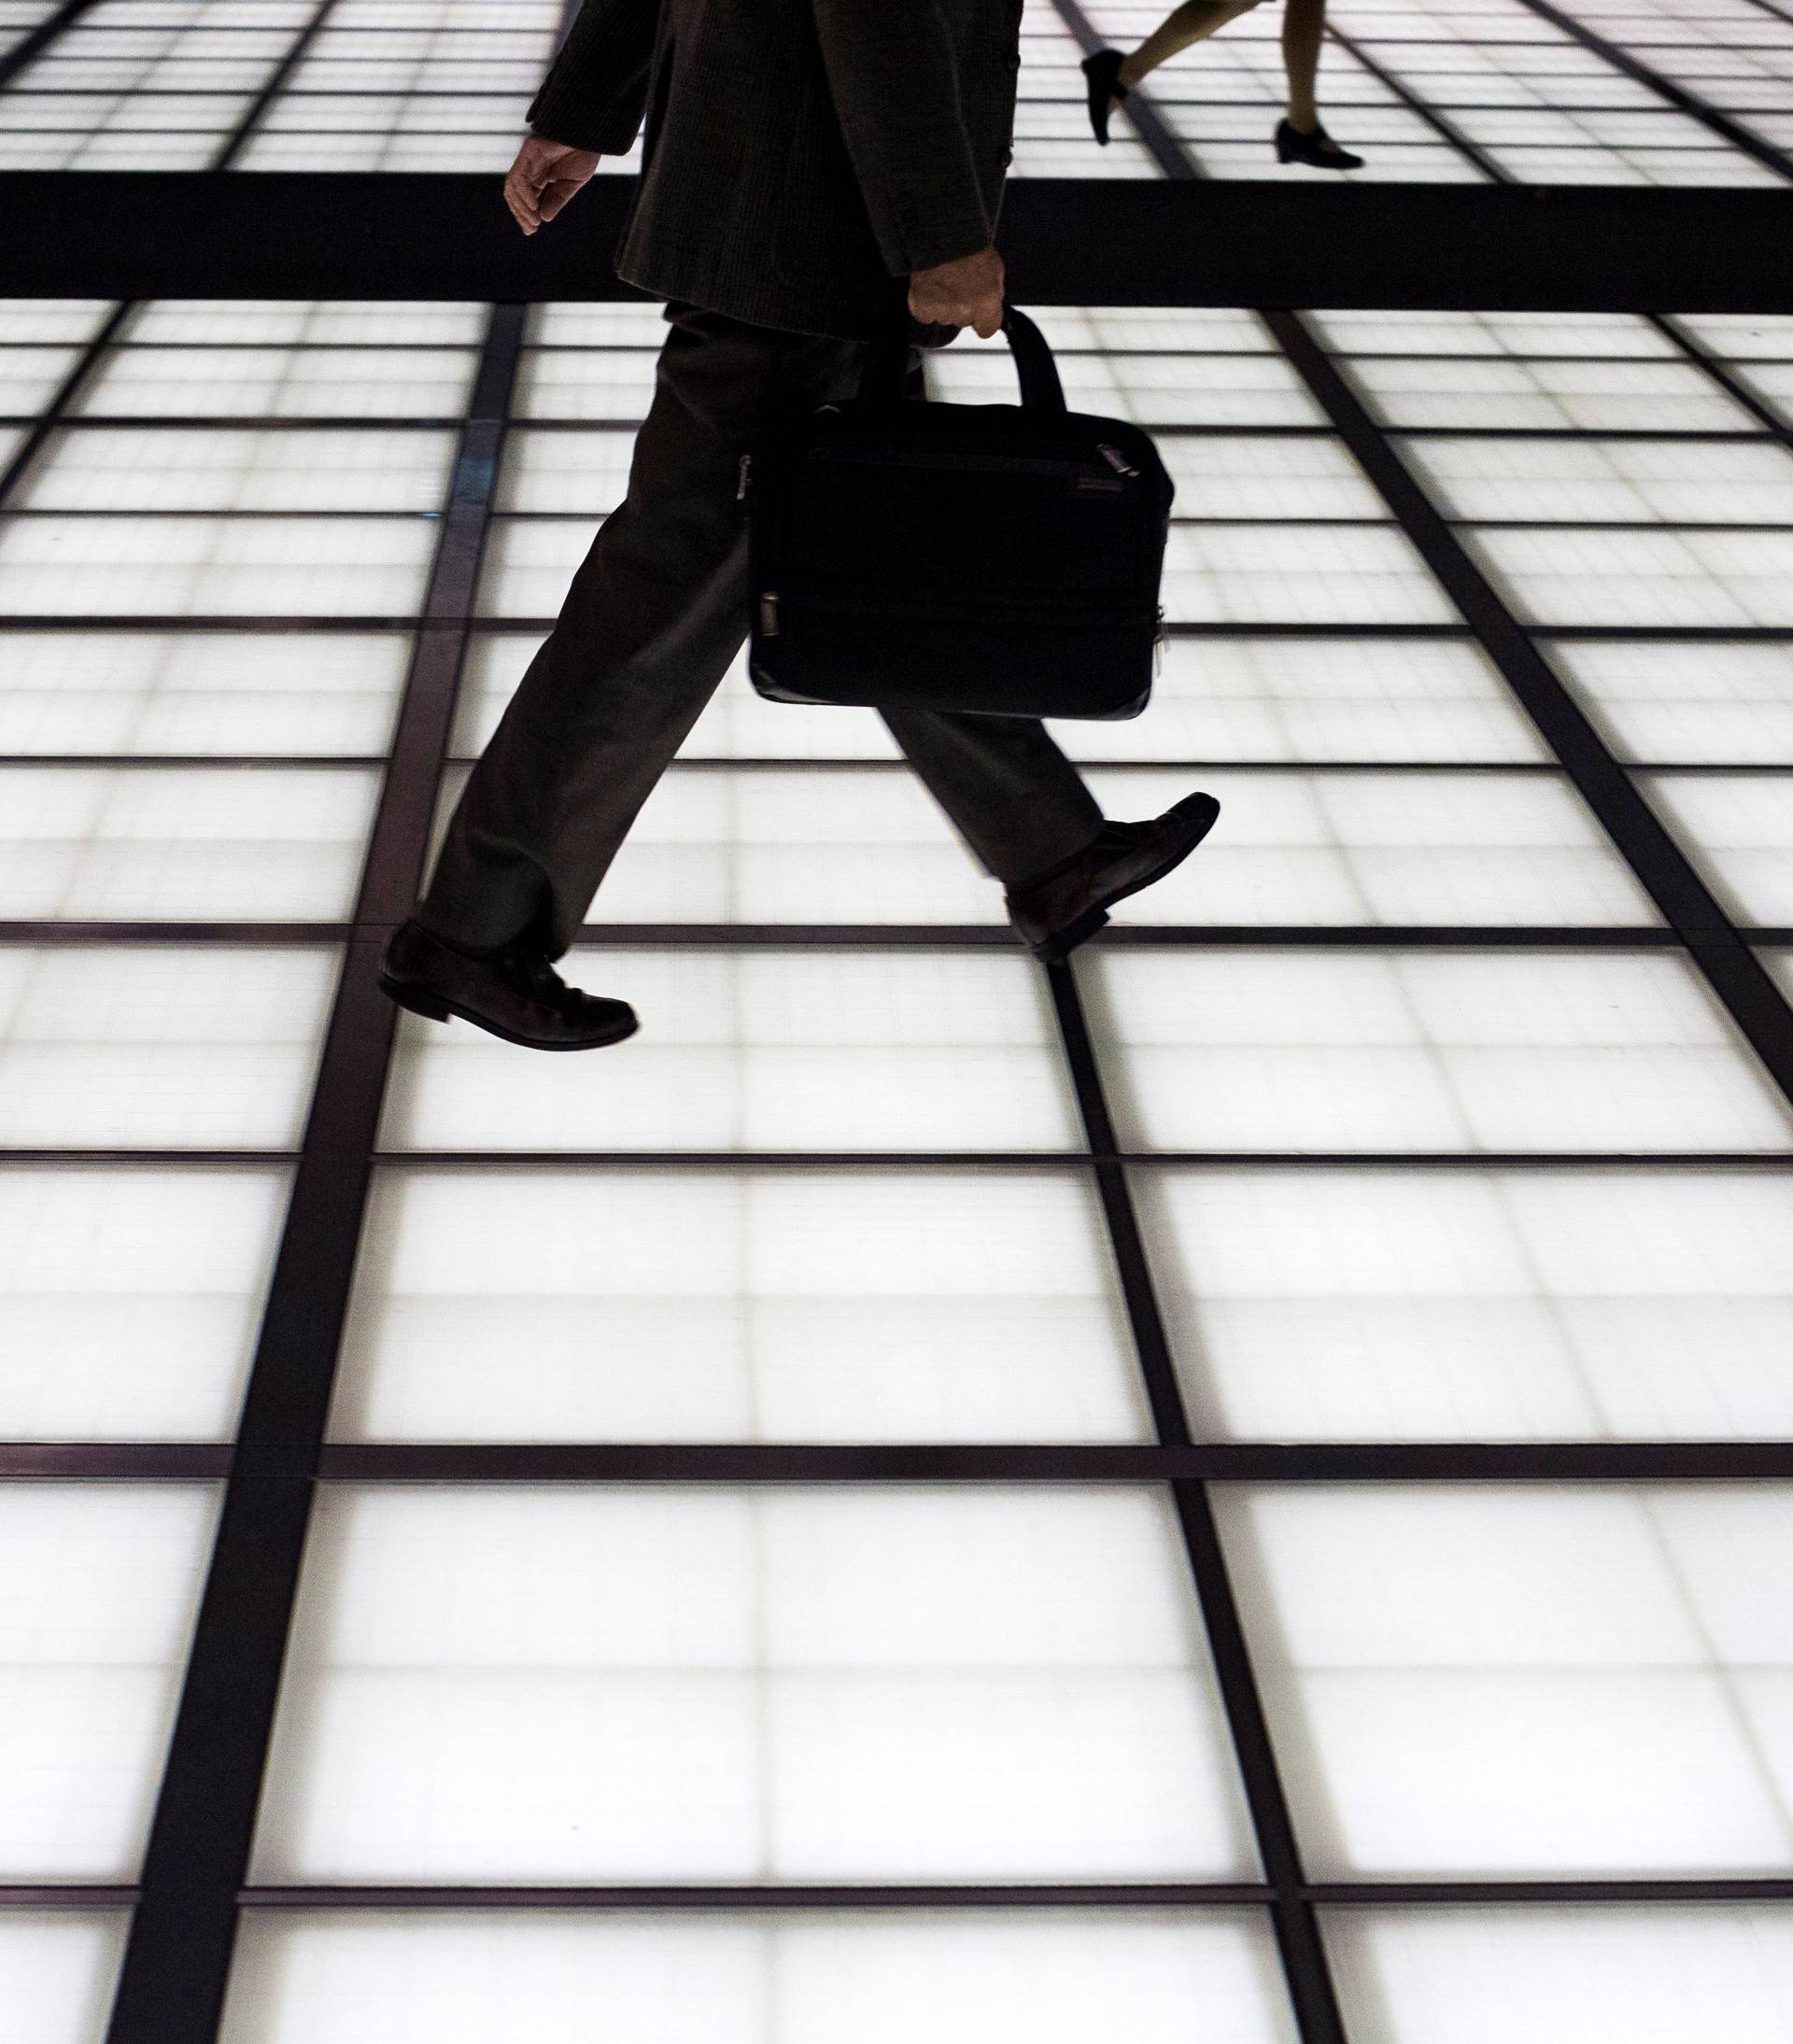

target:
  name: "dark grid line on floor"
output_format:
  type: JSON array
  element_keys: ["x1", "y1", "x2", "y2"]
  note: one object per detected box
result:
[{"x1": 98, "y1": 300, "x2": 526, "y2": 2044}]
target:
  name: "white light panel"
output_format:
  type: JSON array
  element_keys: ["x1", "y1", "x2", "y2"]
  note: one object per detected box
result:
[
  {"x1": 73, "y1": 345, "x2": 477, "y2": 417},
  {"x1": 1086, "y1": 766, "x2": 1657, "y2": 925},
  {"x1": 453, "y1": 635, "x2": 899, "y2": 761},
  {"x1": 926, "y1": 348, "x2": 1325, "y2": 428},
  {"x1": 524, "y1": 304, "x2": 673, "y2": 347},
  {"x1": 1085, "y1": 948, "x2": 1793, "y2": 1152},
  {"x1": 1064, "y1": 636, "x2": 1547, "y2": 765},
  {"x1": 0, "y1": 515, "x2": 437, "y2": 617},
  {"x1": 1342, "y1": 355, "x2": 1762, "y2": 431},
  {"x1": 0, "y1": 1483, "x2": 219, "y2": 1879},
  {"x1": 0, "y1": 300, "x2": 117, "y2": 345},
  {"x1": 1470, "y1": 526, "x2": 1793, "y2": 628},
  {"x1": 1139, "y1": 1164, "x2": 1793, "y2": 1440},
  {"x1": 494, "y1": 765, "x2": 1001, "y2": 926},
  {"x1": 380, "y1": 949, "x2": 1080, "y2": 1153},
  {"x1": 1314, "y1": 312, "x2": 1670, "y2": 361},
  {"x1": 1404, "y1": 433, "x2": 1793, "y2": 524},
  {"x1": 18, "y1": 426, "x2": 458, "y2": 513},
  {"x1": 252, "y1": 1485, "x2": 1255, "y2": 1882},
  {"x1": 1644, "y1": 772, "x2": 1793, "y2": 923},
  {"x1": 0, "y1": 765, "x2": 379, "y2": 919},
  {"x1": 1552, "y1": 641, "x2": 1793, "y2": 764},
  {"x1": 124, "y1": 301, "x2": 488, "y2": 345},
  {"x1": 1675, "y1": 314, "x2": 1793, "y2": 359},
  {"x1": 1217, "y1": 1483, "x2": 1793, "y2": 1877},
  {"x1": 494, "y1": 428, "x2": 637, "y2": 514},
  {"x1": 0, "y1": 944, "x2": 338, "y2": 1149},
  {"x1": 220, "y1": 1910, "x2": 1297, "y2": 2044},
  {"x1": 1323, "y1": 1905, "x2": 1793, "y2": 2044},
  {"x1": 0, "y1": 1914, "x2": 131, "y2": 2044},
  {"x1": 0, "y1": 345, "x2": 84, "y2": 416},
  {"x1": 334, "y1": 1165, "x2": 1145, "y2": 1443},
  {"x1": 1157, "y1": 435, "x2": 1388, "y2": 520},
  {"x1": 1161, "y1": 524, "x2": 1456, "y2": 627},
  {"x1": 0, "y1": 630, "x2": 410, "y2": 755},
  {"x1": 476, "y1": 517, "x2": 597, "y2": 616},
  {"x1": 0, "y1": 1163, "x2": 288, "y2": 1439},
  {"x1": 512, "y1": 349, "x2": 661, "y2": 421}
]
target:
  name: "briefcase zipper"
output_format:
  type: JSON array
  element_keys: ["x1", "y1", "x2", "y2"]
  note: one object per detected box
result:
[
  {"x1": 759, "y1": 590, "x2": 779, "y2": 636},
  {"x1": 736, "y1": 454, "x2": 754, "y2": 503},
  {"x1": 801, "y1": 443, "x2": 1137, "y2": 491}
]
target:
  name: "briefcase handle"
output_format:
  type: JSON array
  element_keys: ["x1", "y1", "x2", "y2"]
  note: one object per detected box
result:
[{"x1": 859, "y1": 305, "x2": 1067, "y2": 416}]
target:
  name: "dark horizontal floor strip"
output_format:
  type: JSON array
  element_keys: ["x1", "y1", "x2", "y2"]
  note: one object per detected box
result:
[
  {"x1": 0, "y1": 754, "x2": 390, "y2": 769},
  {"x1": 0, "y1": 922, "x2": 1694, "y2": 951},
  {"x1": 10, "y1": 1876, "x2": 1793, "y2": 1913},
  {"x1": 0, "y1": 922, "x2": 346, "y2": 944},
  {"x1": 0, "y1": 1887, "x2": 138, "y2": 1910},
  {"x1": 0, "y1": 756, "x2": 1648, "y2": 777},
  {"x1": 234, "y1": 1882, "x2": 1274, "y2": 1912},
  {"x1": 304, "y1": 1442, "x2": 1793, "y2": 1482},
  {"x1": 24, "y1": 1442, "x2": 1793, "y2": 1485},
  {"x1": 236, "y1": 1874, "x2": 1793, "y2": 1909},
  {"x1": 6, "y1": 176, "x2": 1793, "y2": 310},
  {"x1": 0, "y1": 1445, "x2": 233, "y2": 1477},
  {"x1": 1309, "y1": 1877, "x2": 1793, "y2": 1905},
  {"x1": 0, "y1": 1149, "x2": 297, "y2": 1166},
  {"x1": 3, "y1": 1148, "x2": 1787, "y2": 1172},
  {"x1": 358, "y1": 1149, "x2": 1793, "y2": 1172}
]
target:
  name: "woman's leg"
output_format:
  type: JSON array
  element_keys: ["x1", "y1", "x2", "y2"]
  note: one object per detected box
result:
[
  {"x1": 1280, "y1": 0, "x2": 1325, "y2": 130},
  {"x1": 1116, "y1": 0, "x2": 1265, "y2": 92}
]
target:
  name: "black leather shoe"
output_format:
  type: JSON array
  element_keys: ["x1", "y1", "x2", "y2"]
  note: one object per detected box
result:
[
  {"x1": 379, "y1": 919, "x2": 639, "y2": 1051},
  {"x1": 1275, "y1": 118, "x2": 1364, "y2": 169},
  {"x1": 1081, "y1": 48, "x2": 1129, "y2": 145},
  {"x1": 1006, "y1": 793, "x2": 1221, "y2": 962}
]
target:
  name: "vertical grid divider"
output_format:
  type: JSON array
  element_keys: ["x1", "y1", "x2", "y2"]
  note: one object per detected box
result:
[
  {"x1": 0, "y1": 0, "x2": 100, "y2": 92},
  {"x1": 211, "y1": 0, "x2": 344, "y2": 171},
  {"x1": 1045, "y1": 959, "x2": 1350, "y2": 2044},
  {"x1": 102, "y1": 301, "x2": 525, "y2": 2044},
  {"x1": 1649, "y1": 313, "x2": 1793, "y2": 443},
  {"x1": 0, "y1": 298, "x2": 132, "y2": 509}
]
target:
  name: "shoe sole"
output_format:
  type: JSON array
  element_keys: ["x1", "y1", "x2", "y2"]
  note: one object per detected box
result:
[
  {"x1": 1025, "y1": 794, "x2": 1221, "y2": 965},
  {"x1": 378, "y1": 971, "x2": 640, "y2": 1052}
]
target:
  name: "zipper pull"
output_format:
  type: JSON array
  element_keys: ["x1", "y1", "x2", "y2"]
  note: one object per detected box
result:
[
  {"x1": 736, "y1": 454, "x2": 753, "y2": 503},
  {"x1": 759, "y1": 591, "x2": 779, "y2": 637},
  {"x1": 1098, "y1": 443, "x2": 1138, "y2": 478}
]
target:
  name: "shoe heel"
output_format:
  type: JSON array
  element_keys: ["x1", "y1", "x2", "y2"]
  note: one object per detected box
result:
[
  {"x1": 1033, "y1": 905, "x2": 1109, "y2": 965},
  {"x1": 379, "y1": 973, "x2": 450, "y2": 1023}
]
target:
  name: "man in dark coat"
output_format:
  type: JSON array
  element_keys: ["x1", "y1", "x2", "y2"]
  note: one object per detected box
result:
[{"x1": 381, "y1": 0, "x2": 1219, "y2": 1050}]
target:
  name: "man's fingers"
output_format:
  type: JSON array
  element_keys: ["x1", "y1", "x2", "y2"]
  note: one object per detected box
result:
[{"x1": 537, "y1": 176, "x2": 579, "y2": 221}]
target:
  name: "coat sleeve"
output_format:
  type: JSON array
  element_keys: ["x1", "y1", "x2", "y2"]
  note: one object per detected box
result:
[
  {"x1": 810, "y1": 0, "x2": 995, "y2": 276},
  {"x1": 528, "y1": 0, "x2": 661, "y2": 153}
]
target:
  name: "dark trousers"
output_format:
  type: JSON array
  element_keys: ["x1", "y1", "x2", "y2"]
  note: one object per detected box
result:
[{"x1": 421, "y1": 303, "x2": 1104, "y2": 958}]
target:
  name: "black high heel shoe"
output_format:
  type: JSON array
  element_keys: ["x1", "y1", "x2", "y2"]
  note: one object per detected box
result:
[
  {"x1": 1081, "y1": 49, "x2": 1129, "y2": 145},
  {"x1": 1275, "y1": 117, "x2": 1364, "y2": 169}
]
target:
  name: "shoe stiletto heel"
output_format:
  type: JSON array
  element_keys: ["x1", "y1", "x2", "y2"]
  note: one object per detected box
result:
[
  {"x1": 1080, "y1": 49, "x2": 1128, "y2": 145},
  {"x1": 1275, "y1": 117, "x2": 1364, "y2": 170}
]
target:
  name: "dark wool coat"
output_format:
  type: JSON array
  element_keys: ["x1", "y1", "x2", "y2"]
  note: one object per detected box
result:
[{"x1": 529, "y1": 0, "x2": 1024, "y2": 339}]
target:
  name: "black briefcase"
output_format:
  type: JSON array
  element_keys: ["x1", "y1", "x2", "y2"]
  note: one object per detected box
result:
[{"x1": 743, "y1": 306, "x2": 1171, "y2": 720}]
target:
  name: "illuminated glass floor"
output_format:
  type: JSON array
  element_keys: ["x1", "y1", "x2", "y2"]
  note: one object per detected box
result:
[
  {"x1": 0, "y1": 0, "x2": 1787, "y2": 185},
  {"x1": 4, "y1": 295, "x2": 1793, "y2": 2044}
]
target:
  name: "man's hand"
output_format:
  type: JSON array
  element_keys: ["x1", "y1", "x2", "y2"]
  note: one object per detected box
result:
[
  {"x1": 908, "y1": 247, "x2": 1005, "y2": 338},
  {"x1": 504, "y1": 136, "x2": 601, "y2": 235}
]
